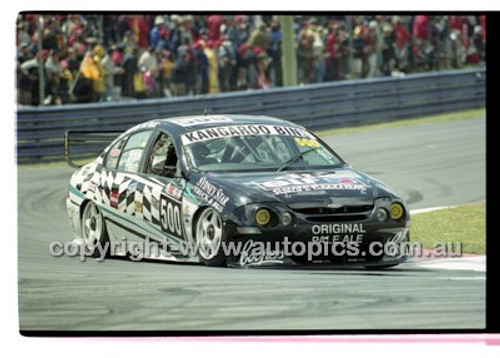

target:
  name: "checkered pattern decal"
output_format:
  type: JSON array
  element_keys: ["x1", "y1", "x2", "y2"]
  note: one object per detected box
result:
[
  {"x1": 72, "y1": 160, "x2": 165, "y2": 227},
  {"x1": 92, "y1": 169, "x2": 163, "y2": 226},
  {"x1": 70, "y1": 152, "x2": 195, "y2": 245}
]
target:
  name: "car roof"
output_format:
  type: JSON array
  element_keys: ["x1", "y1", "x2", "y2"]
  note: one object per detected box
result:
[{"x1": 150, "y1": 114, "x2": 305, "y2": 134}]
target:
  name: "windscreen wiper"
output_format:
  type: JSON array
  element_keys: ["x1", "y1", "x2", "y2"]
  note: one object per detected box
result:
[{"x1": 277, "y1": 147, "x2": 319, "y2": 172}]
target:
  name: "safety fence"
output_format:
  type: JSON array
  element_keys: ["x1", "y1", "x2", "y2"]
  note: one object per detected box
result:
[{"x1": 16, "y1": 67, "x2": 485, "y2": 164}]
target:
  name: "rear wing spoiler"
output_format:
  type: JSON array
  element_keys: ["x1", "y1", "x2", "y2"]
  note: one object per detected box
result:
[{"x1": 64, "y1": 130, "x2": 121, "y2": 168}]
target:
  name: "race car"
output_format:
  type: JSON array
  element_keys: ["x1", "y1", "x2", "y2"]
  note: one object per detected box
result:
[{"x1": 65, "y1": 114, "x2": 410, "y2": 268}]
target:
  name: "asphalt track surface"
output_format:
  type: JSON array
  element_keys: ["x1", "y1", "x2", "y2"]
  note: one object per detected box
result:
[{"x1": 18, "y1": 116, "x2": 486, "y2": 331}]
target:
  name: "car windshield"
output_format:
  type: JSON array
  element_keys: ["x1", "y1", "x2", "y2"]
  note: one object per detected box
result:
[{"x1": 183, "y1": 125, "x2": 342, "y2": 172}]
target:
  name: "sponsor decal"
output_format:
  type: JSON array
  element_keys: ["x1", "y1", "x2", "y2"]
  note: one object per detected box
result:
[
  {"x1": 164, "y1": 182, "x2": 183, "y2": 200},
  {"x1": 294, "y1": 137, "x2": 320, "y2": 148},
  {"x1": 327, "y1": 199, "x2": 342, "y2": 209},
  {"x1": 239, "y1": 240, "x2": 286, "y2": 266},
  {"x1": 252, "y1": 173, "x2": 367, "y2": 195},
  {"x1": 311, "y1": 223, "x2": 366, "y2": 244},
  {"x1": 110, "y1": 191, "x2": 119, "y2": 209},
  {"x1": 134, "y1": 201, "x2": 143, "y2": 214},
  {"x1": 171, "y1": 115, "x2": 234, "y2": 127},
  {"x1": 192, "y1": 177, "x2": 229, "y2": 213},
  {"x1": 271, "y1": 183, "x2": 366, "y2": 195},
  {"x1": 317, "y1": 147, "x2": 336, "y2": 161},
  {"x1": 181, "y1": 125, "x2": 314, "y2": 145},
  {"x1": 110, "y1": 149, "x2": 121, "y2": 157},
  {"x1": 182, "y1": 199, "x2": 199, "y2": 224},
  {"x1": 293, "y1": 137, "x2": 338, "y2": 162}
]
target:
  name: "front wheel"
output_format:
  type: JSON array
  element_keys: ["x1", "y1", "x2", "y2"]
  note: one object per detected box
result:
[
  {"x1": 81, "y1": 201, "x2": 109, "y2": 258},
  {"x1": 195, "y1": 207, "x2": 226, "y2": 266}
]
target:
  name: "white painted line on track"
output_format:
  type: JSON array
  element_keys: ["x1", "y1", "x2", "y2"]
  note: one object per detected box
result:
[
  {"x1": 411, "y1": 256, "x2": 485, "y2": 272},
  {"x1": 395, "y1": 276, "x2": 485, "y2": 280},
  {"x1": 410, "y1": 206, "x2": 456, "y2": 215}
]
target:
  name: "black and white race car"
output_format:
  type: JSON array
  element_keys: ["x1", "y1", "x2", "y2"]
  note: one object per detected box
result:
[{"x1": 66, "y1": 114, "x2": 410, "y2": 268}]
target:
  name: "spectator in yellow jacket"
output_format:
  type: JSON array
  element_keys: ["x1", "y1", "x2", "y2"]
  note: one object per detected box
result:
[
  {"x1": 204, "y1": 40, "x2": 219, "y2": 94},
  {"x1": 80, "y1": 44, "x2": 106, "y2": 102}
]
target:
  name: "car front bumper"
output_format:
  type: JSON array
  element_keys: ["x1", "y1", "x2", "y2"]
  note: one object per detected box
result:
[{"x1": 222, "y1": 218, "x2": 411, "y2": 268}]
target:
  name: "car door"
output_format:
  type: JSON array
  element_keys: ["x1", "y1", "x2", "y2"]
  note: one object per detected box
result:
[
  {"x1": 98, "y1": 128, "x2": 158, "y2": 251},
  {"x1": 135, "y1": 130, "x2": 187, "y2": 251}
]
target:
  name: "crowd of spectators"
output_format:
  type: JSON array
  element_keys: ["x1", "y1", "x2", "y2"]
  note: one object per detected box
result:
[{"x1": 16, "y1": 14, "x2": 486, "y2": 106}]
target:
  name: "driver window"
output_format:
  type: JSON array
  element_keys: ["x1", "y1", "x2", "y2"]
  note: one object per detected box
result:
[{"x1": 146, "y1": 132, "x2": 178, "y2": 176}]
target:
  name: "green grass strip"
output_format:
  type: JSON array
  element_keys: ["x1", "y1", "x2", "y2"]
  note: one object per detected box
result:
[
  {"x1": 316, "y1": 108, "x2": 485, "y2": 137},
  {"x1": 411, "y1": 202, "x2": 486, "y2": 254}
]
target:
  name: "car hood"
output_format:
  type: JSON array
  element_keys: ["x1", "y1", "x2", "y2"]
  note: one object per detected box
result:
[{"x1": 200, "y1": 167, "x2": 397, "y2": 209}]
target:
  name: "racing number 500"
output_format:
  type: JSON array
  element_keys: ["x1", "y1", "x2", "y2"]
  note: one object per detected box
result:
[{"x1": 160, "y1": 196, "x2": 183, "y2": 237}]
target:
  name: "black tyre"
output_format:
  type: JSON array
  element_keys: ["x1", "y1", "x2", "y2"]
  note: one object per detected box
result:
[{"x1": 364, "y1": 263, "x2": 400, "y2": 270}]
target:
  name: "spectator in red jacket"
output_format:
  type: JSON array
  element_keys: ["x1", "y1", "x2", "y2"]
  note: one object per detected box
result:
[
  {"x1": 393, "y1": 16, "x2": 411, "y2": 72},
  {"x1": 207, "y1": 15, "x2": 223, "y2": 42},
  {"x1": 413, "y1": 15, "x2": 429, "y2": 40},
  {"x1": 128, "y1": 15, "x2": 150, "y2": 49}
]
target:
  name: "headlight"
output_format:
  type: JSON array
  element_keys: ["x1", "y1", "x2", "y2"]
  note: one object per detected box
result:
[
  {"x1": 376, "y1": 208, "x2": 388, "y2": 222},
  {"x1": 390, "y1": 202, "x2": 404, "y2": 220},
  {"x1": 281, "y1": 211, "x2": 293, "y2": 226},
  {"x1": 255, "y1": 208, "x2": 271, "y2": 227}
]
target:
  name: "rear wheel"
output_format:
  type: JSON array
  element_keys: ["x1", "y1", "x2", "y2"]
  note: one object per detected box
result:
[
  {"x1": 195, "y1": 207, "x2": 226, "y2": 266},
  {"x1": 81, "y1": 201, "x2": 109, "y2": 258}
]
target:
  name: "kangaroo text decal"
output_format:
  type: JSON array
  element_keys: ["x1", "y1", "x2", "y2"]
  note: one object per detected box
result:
[{"x1": 182, "y1": 125, "x2": 313, "y2": 145}]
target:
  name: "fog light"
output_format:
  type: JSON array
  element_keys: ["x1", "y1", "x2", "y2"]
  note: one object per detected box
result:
[
  {"x1": 281, "y1": 211, "x2": 293, "y2": 226},
  {"x1": 376, "y1": 208, "x2": 388, "y2": 222},
  {"x1": 255, "y1": 208, "x2": 271, "y2": 227},
  {"x1": 390, "y1": 203, "x2": 404, "y2": 220}
]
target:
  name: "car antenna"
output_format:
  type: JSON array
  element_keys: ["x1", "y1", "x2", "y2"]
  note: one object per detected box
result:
[{"x1": 197, "y1": 95, "x2": 208, "y2": 116}]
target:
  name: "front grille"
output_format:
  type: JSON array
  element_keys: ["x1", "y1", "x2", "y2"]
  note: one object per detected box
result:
[
  {"x1": 294, "y1": 205, "x2": 373, "y2": 215},
  {"x1": 305, "y1": 214, "x2": 367, "y2": 222},
  {"x1": 293, "y1": 204, "x2": 373, "y2": 223}
]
